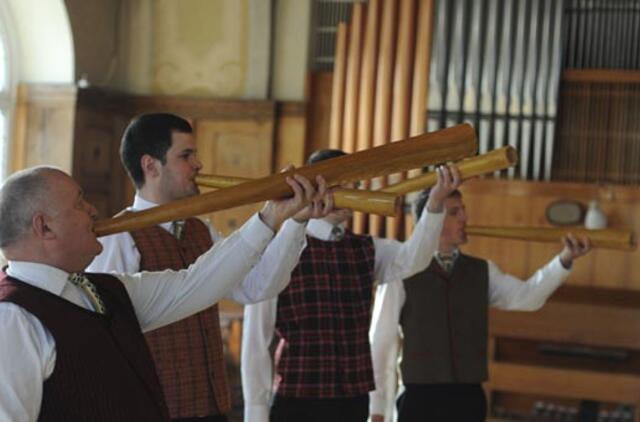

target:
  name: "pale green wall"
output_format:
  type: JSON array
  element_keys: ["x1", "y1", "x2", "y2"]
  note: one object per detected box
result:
[{"x1": 65, "y1": 0, "x2": 311, "y2": 100}]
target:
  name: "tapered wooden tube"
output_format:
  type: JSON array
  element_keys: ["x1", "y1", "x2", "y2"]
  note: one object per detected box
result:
[
  {"x1": 382, "y1": 146, "x2": 518, "y2": 194},
  {"x1": 466, "y1": 226, "x2": 636, "y2": 251},
  {"x1": 94, "y1": 123, "x2": 477, "y2": 237},
  {"x1": 195, "y1": 174, "x2": 401, "y2": 217}
]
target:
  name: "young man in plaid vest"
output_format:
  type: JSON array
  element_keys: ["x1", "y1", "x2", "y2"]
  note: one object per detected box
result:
[
  {"x1": 369, "y1": 189, "x2": 592, "y2": 422},
  {"x1": 0, "y1": 165, "x2": 324, "y2": 421},
  {"x1": 88, "y1": 113, "x2": 333, "y2": 422},
  {"x1": 241, "y1": 149, "x2": 462, "y2": 422}
]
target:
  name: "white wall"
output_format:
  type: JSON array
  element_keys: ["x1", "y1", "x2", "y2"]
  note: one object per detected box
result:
[{"x1": 7, "y1": 0, "x2": 74, "y2": 84}]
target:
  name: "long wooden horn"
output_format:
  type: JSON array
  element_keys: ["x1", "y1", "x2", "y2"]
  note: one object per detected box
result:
[
  {"x1": 195, "y1": 174, "x2": 400, "y2": 217},
  {"x1": 93, "y1": 123, "x2": 477, "y2": 237},
  {"x1": 382, "y1": 146, "x2": 518, "y2": 194},
  {"x1": 465, "y1": 226, "x2": 636, "y2": 251}
]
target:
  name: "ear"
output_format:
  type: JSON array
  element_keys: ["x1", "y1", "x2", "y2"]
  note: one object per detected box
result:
[
  {"x1": 140, "y1": 154, "x2": 161, "y2": 180},
  {"x1": 32, "y1": 212, "x2": 56, "y2": 240}
]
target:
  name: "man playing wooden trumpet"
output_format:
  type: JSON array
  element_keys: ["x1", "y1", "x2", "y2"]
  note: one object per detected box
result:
[
  {"x1": 87, "y1": 113, "x2": 333, "y2": 422},
  {"x1": 241, "y1": 149, "x2": 462, "y2": 422},
  {"x1": 0, "y1": 163, "x2": 325, "y2": 421},
  {"x1": 369, "y1": 188, "x2": 592, "y2": 422}
]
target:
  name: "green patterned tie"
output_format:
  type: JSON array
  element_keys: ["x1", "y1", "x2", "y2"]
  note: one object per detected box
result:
[
  {"x1": 68, "y1": 273, "x2": 107, "y2": 314},
  {"x1": 172, "y1": 220, "x2": 186, "y2": 240}
]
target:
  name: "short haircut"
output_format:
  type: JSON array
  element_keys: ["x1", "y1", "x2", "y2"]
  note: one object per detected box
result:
[
  {"x1": 120, "y1": 113, "x2": 193, "y2": 188},
  {"x1": 414, "y1": 188, "x2": 462, "y2": 220},
  {"x1": 307, "y1": 149, "x2": 346, "y2": 164},
  {"x1": 0, "y1": 166, "x2": 58, "y2": 248}
]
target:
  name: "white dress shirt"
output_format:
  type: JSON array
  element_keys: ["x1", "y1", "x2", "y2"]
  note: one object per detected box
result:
[
  {"x1": 87, "y1": 195, "x2": 307, "y2": 304},
  {"x1": 0, "y1": 213, "x2": 294, "y2": 422},
  {"x1": 241, "y1": 209, "x2": 445, "y2": 422},
  {"x1": 368, "y1": 253, "x2": 571, "y2": 419}
]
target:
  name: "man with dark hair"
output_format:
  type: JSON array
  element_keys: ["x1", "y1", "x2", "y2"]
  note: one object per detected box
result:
[
  {"x1": 241, "y1": 149, "x2": 462, "y2": 422},
  {"x1": 88, "y1": 113, "x2": 331, "y2": 422},
  {"x1": 369, "y1": 188, "x2": 592, "y2": 422},
  {"x1": 0, "y1": 165, "x2": 323, "y2": 421}
]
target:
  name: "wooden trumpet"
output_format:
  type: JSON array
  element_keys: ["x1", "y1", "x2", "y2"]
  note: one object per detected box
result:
[
  {"x1": 93, "y1": 123, "x2": 477, "y2": 237},
  {"x1": 382, "y1": 146, "x2": 518, "y2": 194},
  {"x1": 466, "y1": 226, "x2": 636, "y2": 251},
  {"x1": 195, "y1": 174, "x2": 401, "y2": 217}
]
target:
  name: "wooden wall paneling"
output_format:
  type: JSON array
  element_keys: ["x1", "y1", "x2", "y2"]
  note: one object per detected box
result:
[
  {"x1": 274, "y1": 102, "x2": 306, "y2": 170},
  {"x1": 16, "y1": 84, "x2": 78, "y2": 173},
  {"x1": 342, "y1": 2, "x2": 364, "y2": 154},
  {"x1": 10, "y1": 84, "x2": 29, "y2": 173},
  {"x1": 305, "y1": 71, "x2": 334, "y2": 155},
  {"x1": 370, "y1": 0, "x2": 399, "y2": 237},
  {"x1": 461, "y1": 180, "x2": 531, "y2": 279},
  {"x1": 329, "y1": 23, "x2": 349, "y2": 150},
  {"x1": 488, "y1": 362, "x2": 640, "y2": 405},
  {"x1": 194, "y1": 116, "x2": 275, "y2": 237},
  {"x1": 460, "y1": 178, "x2": 640, "y2": 291},
  {"x1": 353, "y1": 0, "x2": 381, "y2": 234}
]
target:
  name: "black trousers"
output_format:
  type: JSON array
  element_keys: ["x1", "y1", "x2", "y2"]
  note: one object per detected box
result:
[
  {"x1": 270, "y1": 395, "x2": 369, "y2": 422},
  {"x1": 173, "y1": 416, "x2": 228, "y2": 422},
  {"x1": 397, "y1": 383, "x2": 486, "y2": 422}
]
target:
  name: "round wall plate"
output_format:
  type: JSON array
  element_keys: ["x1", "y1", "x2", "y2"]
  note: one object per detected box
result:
[{"x1": 545, "y1": 200, "x2": 585, "y2": 226}]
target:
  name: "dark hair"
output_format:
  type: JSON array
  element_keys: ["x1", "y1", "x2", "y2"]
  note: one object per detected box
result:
[
  {"x1": 307, "y1": 149, "x2": 347, "y2": 164},
  {"x1": 414, "y1": 188, "x2": 462, "y2": 219},
  {"x1": 120, "y1": 113, "x2": 193, "y2": 188}
]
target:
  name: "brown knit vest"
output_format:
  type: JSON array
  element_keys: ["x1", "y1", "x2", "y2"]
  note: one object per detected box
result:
[
  {"x1": 400, "y1": 254, "x2": 489, "y2": 384},
  {"x1": 0, "y1": 273, "x2": 170, "y2": 421},
  {"x1": 130, "y1": 218, "x2": 231, "y2": 418}
]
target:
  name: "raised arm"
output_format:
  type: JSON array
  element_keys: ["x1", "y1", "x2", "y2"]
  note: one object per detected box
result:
[
  {"x1": 374, "y1": 165, "x2": 461, "y2": 284},
  {"x1": 489, "y1": 233, "x2": 591, "y2": 310}
]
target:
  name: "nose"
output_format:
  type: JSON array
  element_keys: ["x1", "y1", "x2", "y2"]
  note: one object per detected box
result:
[
  {"x1": 192, "y1": 156, "x2": 203, "y2": 171},
  {"x1": 85, "y1": 201, "x2": 99, "y2": 220}
]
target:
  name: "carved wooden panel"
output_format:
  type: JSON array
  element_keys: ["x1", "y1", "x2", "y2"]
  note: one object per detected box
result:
[{"x1": 195, "y1": 117, "x2": 274, "y2": 236}]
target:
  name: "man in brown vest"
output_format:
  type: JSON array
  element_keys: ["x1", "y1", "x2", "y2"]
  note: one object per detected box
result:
[
  {"x1": 87, "y1": 113, "x2": 331, "y2": 422},
  {"x1": 0, "y1": 165, "x2": 323, "y2": 421},
  {"x1": 369, "y1": 189, "x2": 592, "y2": 422}
]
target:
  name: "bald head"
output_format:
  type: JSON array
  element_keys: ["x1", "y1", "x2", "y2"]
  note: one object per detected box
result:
[{"x1": 0, "y1": 166, "x2": 62, "y2": 248}]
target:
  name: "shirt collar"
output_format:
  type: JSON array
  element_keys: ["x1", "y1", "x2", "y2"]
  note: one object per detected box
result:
[
  {"x1": 306, "y1": 219, "x2": 345, "y2": 241},
  {"x1": 5, "y1": 261, "x2": 71, "y2": 296},
  {"x1": 131, "y1": 194, "x2": 173, "y2": 232},
  {"x1": 435, "y1": 248, "x2": 460, "y2": 266},
  {"x1": 132, "y1": 194, "x2": 159, "y2": 212}
]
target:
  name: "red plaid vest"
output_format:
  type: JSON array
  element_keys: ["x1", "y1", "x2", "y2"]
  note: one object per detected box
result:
[
  {"x1": 130, "y1": 219, "x2": 231, "y2": 418},
  {"x1": 275, "y1": 230, "x2": 376, "y2": 398},
  {"x1": 0, "y1": 273, "x2": 170, "y2": 421}
]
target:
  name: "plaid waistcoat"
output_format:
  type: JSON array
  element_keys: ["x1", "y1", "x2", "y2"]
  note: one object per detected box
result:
[
  {"x1": 0, "y1": 273, "x2": 170, "y2": 422},
  {"x1": 130, "y1": 219, "x2": 231, "y2": 418},
  {"x1": 275, "y1": 230, "x2": 376, "y2": 398}
]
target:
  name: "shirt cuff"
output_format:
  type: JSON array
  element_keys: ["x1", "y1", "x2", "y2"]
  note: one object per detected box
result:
[
  {"x1": 244, "y1": 404, "x2": 271, "y2": 422},
  {"x1": 279, "y1": 218, "x2": 308, "y2": 244},
  {"x1": 369, "y1": 392, "x2": 387, "y2": 417},
  {"x1": 551, "y1": 254, "x2": 572, "y2": 275},
  {"x1": 240, "y1": 213, "x2": 276, "y2": 253}
]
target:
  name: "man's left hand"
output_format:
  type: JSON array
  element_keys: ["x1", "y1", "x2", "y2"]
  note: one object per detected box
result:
[
  {"x1": 259, "y1": 174, "x2": 329, "y2": 230},
  {"x1": 559, "y1": 234, "x2": 592, "y2": 269}
]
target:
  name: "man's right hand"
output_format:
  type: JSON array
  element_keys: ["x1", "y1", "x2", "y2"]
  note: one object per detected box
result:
[{"x1": 370, "y1": 414, "x2": 385, "y2": 422}]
